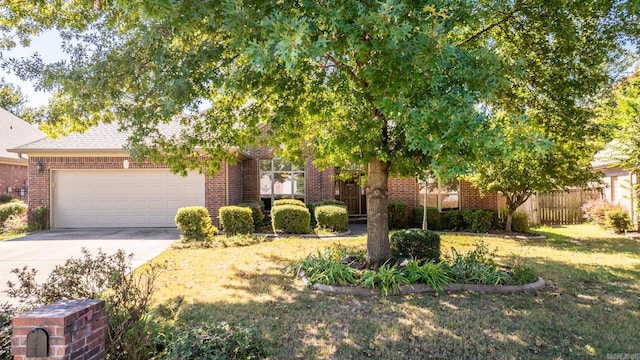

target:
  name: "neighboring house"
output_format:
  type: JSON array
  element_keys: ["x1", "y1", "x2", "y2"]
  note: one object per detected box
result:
[
  {"x1": 10, "y1": 122, "x2": 495, "y2": 229},
  {"x1": 592, "y1": 142, "x2": 637, "y2": 227},
  {"x1": 0, "y1": 107, "x2": 45, "y2": 199}
]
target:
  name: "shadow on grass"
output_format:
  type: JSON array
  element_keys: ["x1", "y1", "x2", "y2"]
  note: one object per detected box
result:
[
  {"x1": 166, "y1": 252, "x2": 640, "y2": 359},
  {"x1": 522, "y1": 227, "x2": 640, "y2": 257}
]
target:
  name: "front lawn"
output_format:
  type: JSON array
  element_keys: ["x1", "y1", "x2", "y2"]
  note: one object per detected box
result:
[
  {"x1": 0, "y1": 232, "x2": 24, "y2": 241},
  {"x1": 150, "y1": 224, "x2": 640, "y2": 359}
]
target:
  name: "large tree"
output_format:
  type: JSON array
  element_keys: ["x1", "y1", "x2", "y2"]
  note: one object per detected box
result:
[
  {"x1": 0, "y1": 0, "x2": 636, "y2": 264},
  {"x1": 0, "y1": 79, "x2": 43, "y2": 123}
]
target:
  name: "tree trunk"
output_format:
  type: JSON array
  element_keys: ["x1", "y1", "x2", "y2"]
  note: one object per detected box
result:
[
  {"x1": 366, "y1": 158, "x2": 391, "y2": 265},
  {"x1": 505, "y1": 210, "x2": 513, "y2": 232}
]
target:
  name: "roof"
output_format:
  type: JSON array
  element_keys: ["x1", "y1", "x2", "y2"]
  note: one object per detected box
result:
[
  {"x1": 592, "y1": 141, "x2": 625, "y2": 169},
  {"x1": 10, "y1": 120, "x2": 250, "y2": 160},
  {"x1": 0, "y1": 107, "x2": 45, "y2": 162}
]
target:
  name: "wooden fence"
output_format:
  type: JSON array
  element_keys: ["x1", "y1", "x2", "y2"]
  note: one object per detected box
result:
[{"x1": 516, "y1": 188, "x2": 603, "y2": 225}]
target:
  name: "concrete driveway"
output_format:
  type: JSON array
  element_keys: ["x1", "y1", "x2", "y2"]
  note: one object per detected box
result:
[{"x1": 0, "y1": 228, "x2": 179, "y2": 306}]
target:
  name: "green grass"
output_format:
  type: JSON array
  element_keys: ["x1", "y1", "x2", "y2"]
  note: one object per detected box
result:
[
  {"x1": 0, "y1": 232, "x2": 24, "y2": 241},
  {"x1": 150, "y1": 224, "x2": 640, "y2": 359}
]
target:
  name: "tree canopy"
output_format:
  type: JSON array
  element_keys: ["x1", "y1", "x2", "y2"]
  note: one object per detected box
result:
[
  {"x1": 1, "y1": 0, "x2": 637, "y2": 262},
  {"x1": 0, "y1": 79, "x2": 43, "y2": 123}
]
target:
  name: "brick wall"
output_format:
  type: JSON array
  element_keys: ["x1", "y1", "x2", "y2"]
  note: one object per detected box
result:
[
  {"x1": 27, "y1": 156, "x2": 228, "y2": 228},
  {"x1": 12, "y1": 299, "x2": 107, "y2": 360},
  {"x1": 0, "y1": 163, "x2": 27, "y2": 196},
  {"x1": 460, "y1": 180, "x2": 498, "y2": 210},
  {"x1": 227, "y1": 162, "x2": 243, "y2": 206},
  {"x1": 388, "y1": 176, "x2": 419, "y2": 209}
]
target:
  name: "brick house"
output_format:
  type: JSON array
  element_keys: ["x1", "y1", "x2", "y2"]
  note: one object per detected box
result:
[
  {"x1": 10, "y1": 122, "x2": 497, "y2": 229},
  {"x1": 0, "y1": 107, "x2": 45, "y2": 199}
]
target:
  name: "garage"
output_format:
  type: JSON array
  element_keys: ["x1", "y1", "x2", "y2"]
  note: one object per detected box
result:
[{"x1": 52, "y1": 169, "x2": 205, "y2": 228}]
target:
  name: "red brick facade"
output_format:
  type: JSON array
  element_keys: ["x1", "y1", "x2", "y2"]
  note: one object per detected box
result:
[
  {"x1": 388, "y1": 176, "x2": 419, "y2": 210},
  {"x1": 460, "y1": 180, "x2": 499, "y2": 211},
  {"x1": 0, "y1": 163, "x2": 28, "y2": 196}
]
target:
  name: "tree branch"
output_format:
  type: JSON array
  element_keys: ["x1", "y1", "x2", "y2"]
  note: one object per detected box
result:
[{"x1": 457, "y1": 8, "x2": 520, "y2": 47}]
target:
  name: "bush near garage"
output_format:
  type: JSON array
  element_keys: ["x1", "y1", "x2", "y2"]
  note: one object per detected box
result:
[
  {"x1": 219, "y1": 206, "x2": 254, "y2": 235},
  {"x1": 0, "y1": 200, "x2": 27, "y2": 225},
  {"x1": 314, "y1": 205, "x2": 348, "y2": 232},
  {"x1": 272, "y1": 205, "x2": 311, "y2": 234},
  {"x1": 27, "y1": 206, "x2": 48, "y2": 232},
  {"x1": 175, "y1": 206, "x2": 218, "y2": 242}
]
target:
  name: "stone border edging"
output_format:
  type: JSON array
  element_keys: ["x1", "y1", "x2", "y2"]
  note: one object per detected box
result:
[
  {"x1": 435, "y1": 231, "x2": 546, "y2": 240},
  {"x1": 307, "y1": 277, "x2": 545, "y2": 296}
]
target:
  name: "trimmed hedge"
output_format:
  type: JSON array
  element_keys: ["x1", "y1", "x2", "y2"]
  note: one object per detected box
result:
[
  {"x1": 388, "y1": 200, "x2": 409, "y2": 229},
  {"x1": 219, "y1": 206, "x2": 254, "y2": 235},
  {"x1": 605, "y1": 207, "x2": 630, "y2": 233},
  {"x1": 0, "y1": 200, "x2": 27, "y2": 225},
  {"x1": 239, "y1": 202, "x2": 265, "y2": 228},
  {"x1": 175, "y1": 206, "x2": 218, "y2": 242},
  {"x1": 412, "y1": 206, "x2": 441, "y2": 230},
  {"x1": 390, "y1": 229, "x2": 441, "y2": 262},
  {"x1": 272, "y1": 205, "x2": 311, "y2": 234},
  {"x1": 309, "y1": 200, "x2": 346, "y2": 225},
  {"x1": 462, "y1": 209, "x2": 497, "y2": 233},
  {"x1": 273, "y1": 199, "x2": 306, "y2": 208},
  {"x1": 440, "y1": 210, "x2": 465, "y2": 230},
  {"x1": 315, "y1": 205, "x2": 348, "y2": 232}
]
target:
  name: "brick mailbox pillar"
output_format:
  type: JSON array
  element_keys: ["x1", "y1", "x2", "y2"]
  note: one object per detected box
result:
[{"x1": 11, "y1": 299, "x2": 107, "y2": 360}]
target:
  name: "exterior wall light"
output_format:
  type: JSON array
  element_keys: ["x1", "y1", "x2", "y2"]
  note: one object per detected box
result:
[
  {"x1": 35, "y1": 161, "x2": 43, "y2": 175},
  {"x1": 123, "y1": 159, "x2": 130, "y2": 169}
]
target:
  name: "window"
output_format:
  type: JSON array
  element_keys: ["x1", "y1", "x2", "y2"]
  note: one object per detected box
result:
[
  {"x1": 419, "y1": 177, "x2": 459, "y2": 210},
  {"x1": 260, "y1": 158, "x2": 305, "y2": 209}
]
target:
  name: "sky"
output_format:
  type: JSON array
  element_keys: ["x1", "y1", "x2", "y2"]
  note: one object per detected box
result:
[{"x1": 1, "y1": 30, "x2": 66, "y2": 107}]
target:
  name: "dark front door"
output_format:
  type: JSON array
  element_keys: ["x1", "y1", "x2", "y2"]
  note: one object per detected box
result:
[{"x1": 339, "y1": 179, "x2": 362, "y2": 215}]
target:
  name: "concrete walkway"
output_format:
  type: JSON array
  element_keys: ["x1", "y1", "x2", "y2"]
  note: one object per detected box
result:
[{"x1": 0, "y1": 228, "x2": 179, "y2": 306}]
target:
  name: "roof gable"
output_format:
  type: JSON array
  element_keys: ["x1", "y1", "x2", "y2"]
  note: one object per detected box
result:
[{"x1": 0, "y1": 107, "x2": 45, "y2": 161}]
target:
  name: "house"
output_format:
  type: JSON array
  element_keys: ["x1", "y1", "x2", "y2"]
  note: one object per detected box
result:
[
  {"x1": 9, "y1": 121, "x2": 496, "y2": 229},
  {"x1": 0, "y1": 107, "x2": 45, "y2": 199},
  {"x1": 591, "y1": 142, "x2": 637, "y2": 227}
]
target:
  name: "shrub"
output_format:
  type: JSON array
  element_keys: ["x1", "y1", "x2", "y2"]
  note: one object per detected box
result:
[
  {"x1": 2, "y1": 213, "x2": 27, "y2": 234},
  {"x1": 287, "y1": 244, "x2": 364, "y2": 285},
  {"x1": 360, "y1": 262, "x2": 410, "y2": 296},
  {"x1": 605, "y1": 207, "x2": 630, "y2": 233},
  {"x1": 582, "y1": 199, "x2": 615, "y2": 226},
  {"x1": 0, "y1": 303, "x2": 13, "y2": 360},
  {"x1": 271, "y1": 205, "x2": 311, "y2": 234},
  {"x1": 511, "y1": 211, "x2": 530, "y2": 233},
  {"x1": 168, "y1": 322, "x2": 265, "y2": 360},
  {"x1": 462, "y1": 209, "x2": 497, "y2": 233},
  {"x1": 0, "y1": 195, "x2": 14, "y2": 204},
  {"x1": 390, "y1": 229, "x2": 441, "y2": 262},
  {"x1": 403, "y1": 260, "x2": 451, "y2": 291},
  {"x1": 273, "y1": 198, "x2": 306, "y2": 208},
  {"x1": 412, "y1": 206, "x2": 441, "y2": 230},
  {"x1": 446, "y1": 240, "x2": 517, "y2": 286},
  {"x1": 315, "y1": 205, "x2": 348, "y2": 232},
  {"x1": 239, "y1": 201, "x2": 265, "y2": 227},
  {"x1": 440, "y1": 210, "x2": 465, "y2": 230},
  {"x1": 219, "y1": 206, "x2": 254, "y2": 235},
  {"x1": 175, "y1": 206, "x2": 218, "y2": 242},
  {"x1": 309, "y1": 199, "x2": 346, "y2": 224},
  {"x1": 27, "y1": 206, "x2": 48, "y2": 232},
  {"x1": 0, "y1": 200, "x2": 27, "y2": 224},
  {"x1": 5, "y1": 248, "x2": 166, "y2": 359},
  {"x1": 388, "y1": 200, "x2": 409, "y2": 229}
]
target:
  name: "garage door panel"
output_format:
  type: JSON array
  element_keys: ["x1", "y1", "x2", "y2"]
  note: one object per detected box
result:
[{"x1": 53, "y1": 170, "x2": 205, "y2": 228}]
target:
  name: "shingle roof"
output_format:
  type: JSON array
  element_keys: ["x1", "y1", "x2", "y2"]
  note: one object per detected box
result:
[
  {"x1": 12, "y1": 121, "x2": 183, "y2": 152},
  {"x1": 0, "y1": 107, "x2": 45, "y2": 161}
]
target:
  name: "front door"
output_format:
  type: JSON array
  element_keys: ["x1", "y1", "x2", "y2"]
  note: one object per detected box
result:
[{"x1": 338, "y1": 179, "x2": 362, "y2": 215}]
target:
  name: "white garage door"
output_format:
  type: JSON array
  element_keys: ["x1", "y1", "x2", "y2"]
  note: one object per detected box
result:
[{"x1": 52, "y1": 169, "x2": 205, "y2": 228}]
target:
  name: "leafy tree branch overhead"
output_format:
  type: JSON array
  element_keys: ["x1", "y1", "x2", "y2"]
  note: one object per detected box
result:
[{"x1": 0, "y1": 0, "x2": 637, "y2": 264}]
